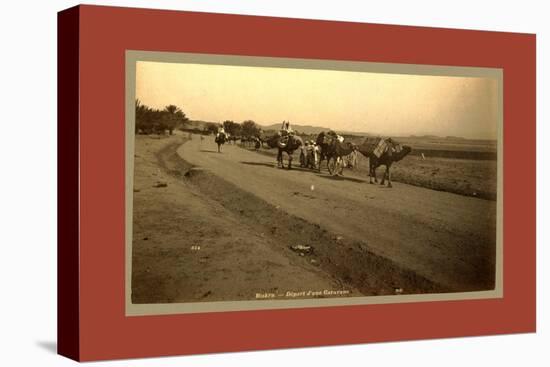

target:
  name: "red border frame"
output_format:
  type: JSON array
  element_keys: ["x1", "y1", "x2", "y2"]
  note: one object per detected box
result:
[{"x1": 58, "y1": 5, "x2": 536, "y2": 361}]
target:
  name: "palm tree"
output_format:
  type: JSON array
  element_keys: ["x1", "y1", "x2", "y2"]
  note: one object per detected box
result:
[
  {"x1": 135, "y1": 99, "x2": 152, "y2": 133},
  {"x1": 164, "y1": 104, "x2": 180, "y2": 115},
  {"x1": 163, "y1": 105, "x2": 188, "y2": 135}
]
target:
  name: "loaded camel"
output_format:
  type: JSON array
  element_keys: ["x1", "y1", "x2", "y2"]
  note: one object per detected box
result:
[
  {"x1": 315, "y1": 131, "x2": 356, "y2": 176},
  {"x1": 356, "y1": 137, "x2": 412, "y2": 187},
  {"x1": 265, "y1": 133, "x2": 303, "y2": 169}
]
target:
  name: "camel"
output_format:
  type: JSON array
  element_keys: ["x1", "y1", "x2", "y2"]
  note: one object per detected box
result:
[
  {"x1": 315, "y1": 132, "x2": 331, "y2": 172},
  {"x1": 328, "y1": 140, "x2": 356, "y2": 176},
  {"x1": 315, "y1": 132, "x2": 356, "y2": 175},
  {"x1": 265, "y1": 133, "x2": 303, "y2": 169},
  {"x1": 357, "y1": 137, "x2": 412, "y2": 187},
  {"x1": 214, "y1": 132, "x2": 228, "y2": 153}
]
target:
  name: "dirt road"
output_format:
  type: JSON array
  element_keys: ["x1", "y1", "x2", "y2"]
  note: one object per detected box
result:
[
  {"x1": 177, "y1": 135, "x2": 497, "y2": 292},
  {"x1": 132, "y1": 135, "x2": 348, "y2": 304}
]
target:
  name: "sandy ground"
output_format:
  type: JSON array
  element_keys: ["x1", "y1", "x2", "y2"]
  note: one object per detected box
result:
[
  {"x1": 131, "y1": 134, "x2": 497, "y2": 304},
  {"x1": 354, "y1": 153, "x2": 497, "y2": 200}
]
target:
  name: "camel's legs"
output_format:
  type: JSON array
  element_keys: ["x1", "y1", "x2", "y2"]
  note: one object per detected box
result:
[
  {"x1": 381, "y1": 165, "x2": 392, "y2": 187},
  {"x1": 287, "y1": 153, "x2": 293, "y2": 170},
  {"x1": 323, "y1": 156, "x2": 328, "y2": 172},
  {"x1": 371, "y1": 165, "x2": 378, "y2": 184},
  {"x1": 299, "y1": 151, "x2": 305, "y2": 168}
]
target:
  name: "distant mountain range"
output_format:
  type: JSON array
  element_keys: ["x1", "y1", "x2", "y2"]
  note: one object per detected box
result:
[
  {"x1": 258, "y1": 123, "x2": 371, "y2": 136},
  {"x1": 258, "y1": 123, "x2": 495, "y2": 142}
]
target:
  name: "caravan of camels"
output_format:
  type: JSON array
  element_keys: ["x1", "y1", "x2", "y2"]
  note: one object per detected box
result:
[{"x1": 214, "y1": 120, "x2": 412, "y2": 187}]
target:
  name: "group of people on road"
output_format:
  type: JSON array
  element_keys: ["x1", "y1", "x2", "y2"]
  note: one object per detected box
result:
[{"x1": 214, "y1": 120, "x2": 358, "y2": 168}]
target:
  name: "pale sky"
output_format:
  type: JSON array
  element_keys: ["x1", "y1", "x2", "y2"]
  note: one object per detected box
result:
[{"x1": 136, "y1": 61, "x2": 499, "y2": 140}]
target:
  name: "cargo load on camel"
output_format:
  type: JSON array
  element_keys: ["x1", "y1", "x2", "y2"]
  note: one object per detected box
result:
[{"x1": 360, "y1": 137, "x2": 403, "y2": 158}]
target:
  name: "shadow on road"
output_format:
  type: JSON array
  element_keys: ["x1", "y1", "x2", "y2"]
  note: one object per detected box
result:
[
  {"x1": 317, "y1": 174, "x2": 367, "y2": 184},
  {"x1": 239, "y1": 161, "x2": 275, "y2": 168},
  {"x1": 240, "y1": 161, "x2": 319, "y2": 173},
  {"x1": 200, "y1": 149, "x2": 220, "y2": 153}
]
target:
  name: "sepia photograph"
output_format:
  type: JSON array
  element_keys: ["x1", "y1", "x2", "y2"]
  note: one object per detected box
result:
[{"x1": 125, "y1": 52, "x2": 502, "y2": 314}]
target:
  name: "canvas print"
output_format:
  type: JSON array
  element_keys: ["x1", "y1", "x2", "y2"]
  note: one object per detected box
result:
[{"x1": 126, "y1": 52, "x2": 502, "y2": 314}]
